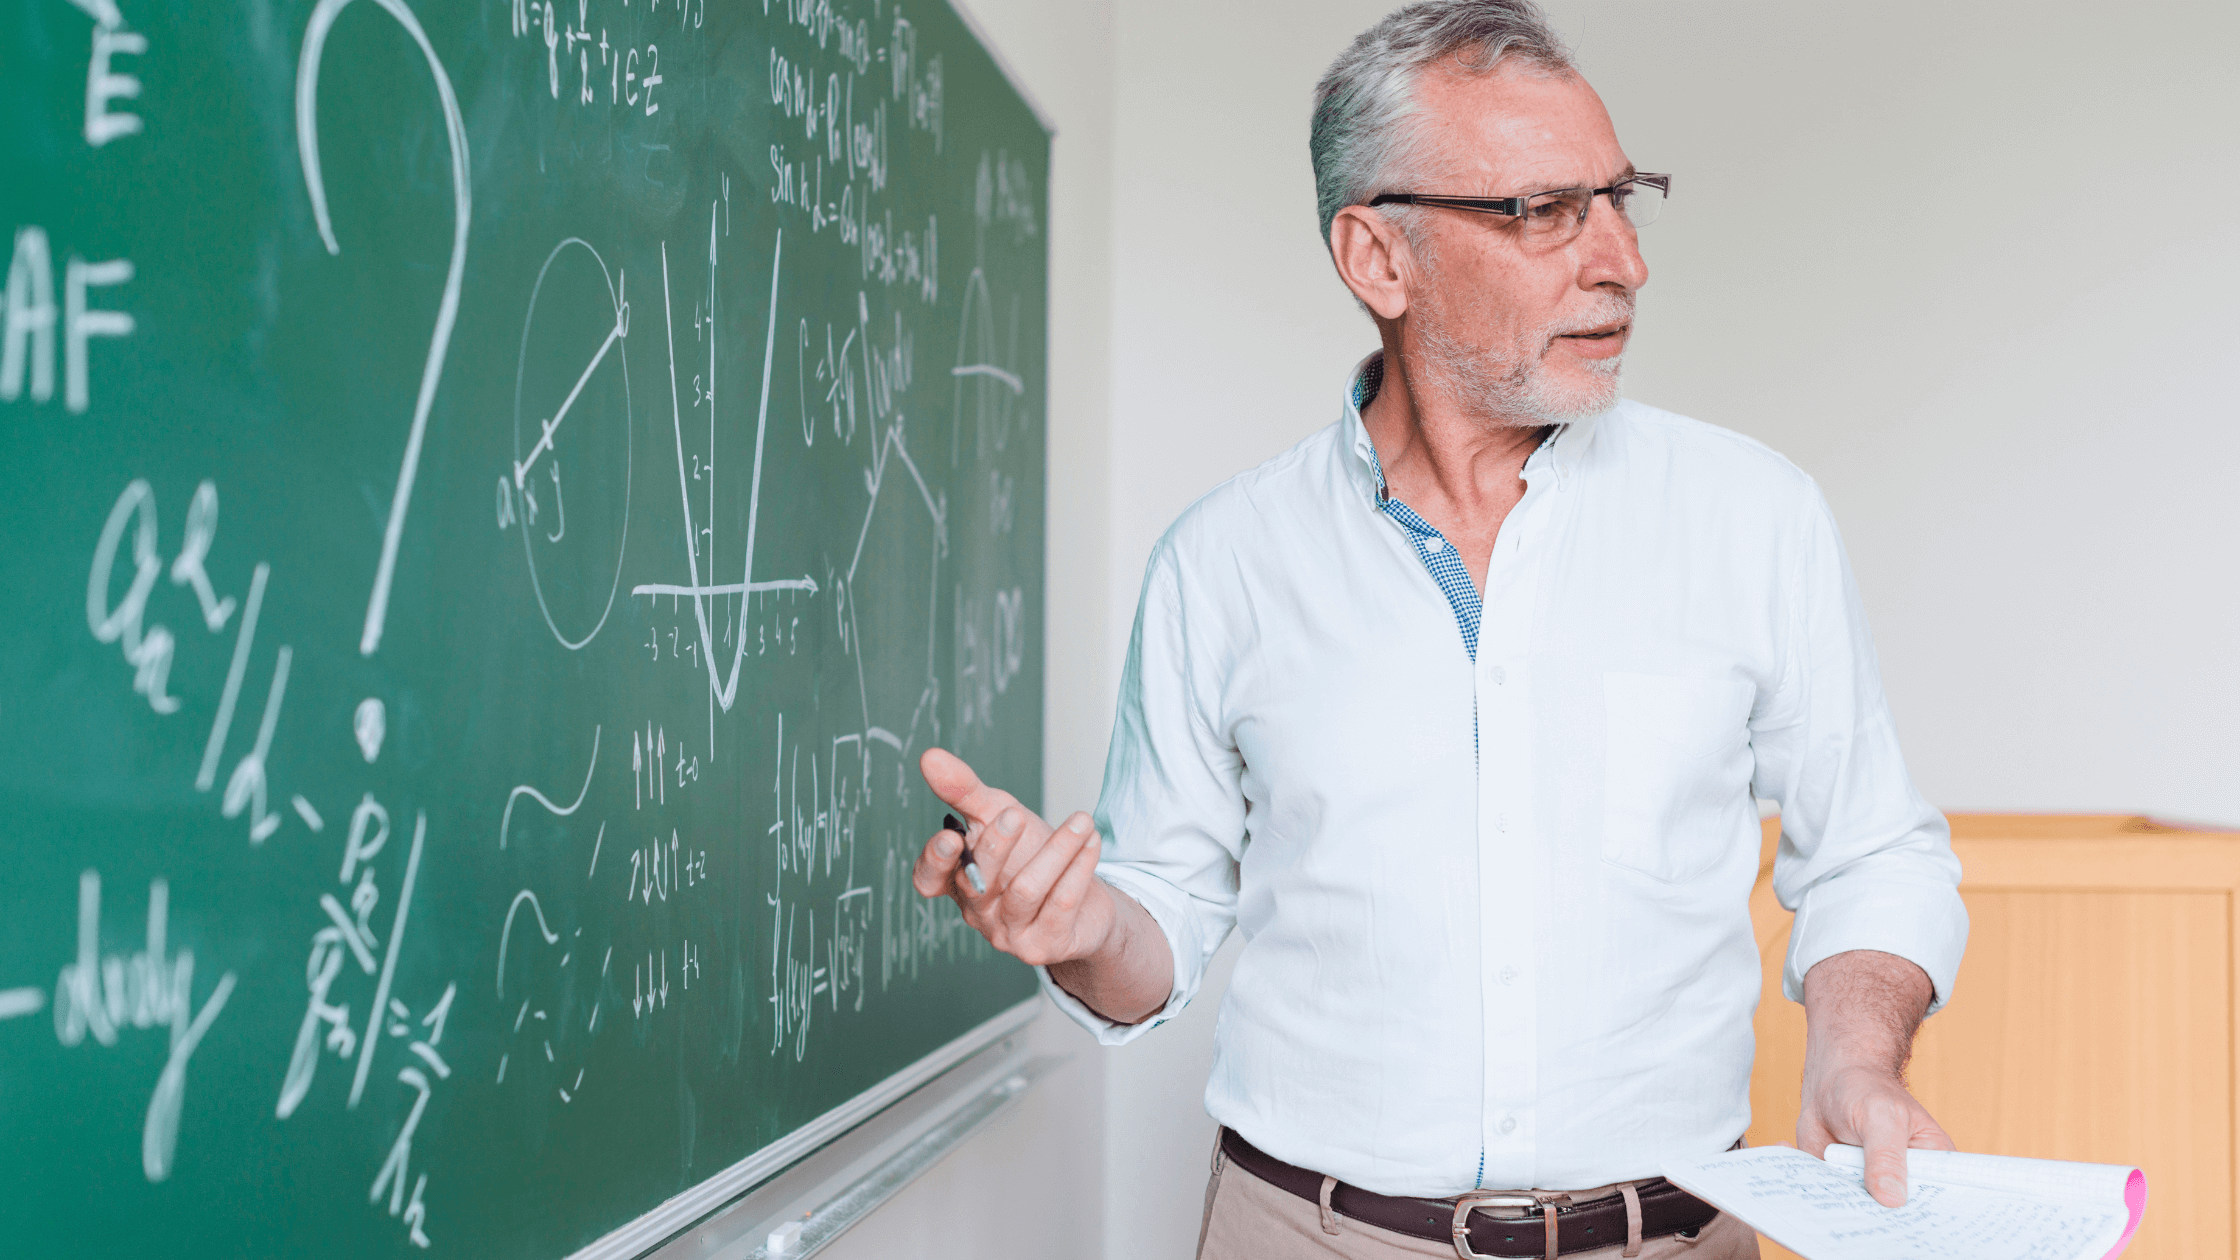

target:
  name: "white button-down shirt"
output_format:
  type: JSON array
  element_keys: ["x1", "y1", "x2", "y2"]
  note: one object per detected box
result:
[{"x1": 1043, "y1": 355, "x2": 1968, "y2": 1196}]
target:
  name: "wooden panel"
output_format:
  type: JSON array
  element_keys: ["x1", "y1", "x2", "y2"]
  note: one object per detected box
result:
[
  {"x1": 1948, "y1": 814, "x2": 2190, "y2": 840},
  {"x1": 1745, "y1": 815, "x2": 2240, "y2": 1260},
  {"x1": 1746, "y1": 816, "x2": 1810, "y2": 1260}
]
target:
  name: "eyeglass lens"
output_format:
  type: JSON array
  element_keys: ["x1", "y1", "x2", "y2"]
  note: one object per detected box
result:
[{"x1": 1524, "y1": 180, "x2": 1664, "y2": 239}]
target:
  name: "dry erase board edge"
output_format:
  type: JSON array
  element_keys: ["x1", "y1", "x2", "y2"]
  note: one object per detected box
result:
[{"x1": 561, "y1": 999, "x2": 1042, "y2": 1260}]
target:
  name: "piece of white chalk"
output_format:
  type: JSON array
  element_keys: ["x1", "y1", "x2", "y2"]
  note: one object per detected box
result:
[
  {"x1": 767, "y1": 1220, "x2": 804, "y2": 1253},
  {"x1": 964, "y1": 862, "x2": 987, "y2": 894}
]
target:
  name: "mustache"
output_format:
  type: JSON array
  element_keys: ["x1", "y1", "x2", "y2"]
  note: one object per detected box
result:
[{"x1": 1544, "y1": 296, "x2": 1638, "y2": 342}]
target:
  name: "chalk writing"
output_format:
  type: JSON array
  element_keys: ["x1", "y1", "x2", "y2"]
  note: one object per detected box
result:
[
  {"x1": 51, "y1": 871, "x2": 237, "y2": 1182},
  {"x1": 5, "y1": 0, "x2": 1051, "y2": 1246}
]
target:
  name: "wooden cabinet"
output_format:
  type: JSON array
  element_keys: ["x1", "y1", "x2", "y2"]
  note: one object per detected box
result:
[{"x1": 1745, "y1": 814, "x2": 2238, "y2": 1260}]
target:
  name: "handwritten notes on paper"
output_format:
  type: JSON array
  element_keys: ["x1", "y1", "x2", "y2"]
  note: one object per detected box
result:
[{"x1": 1662, "y1": 1144, "x2": 2146, "y2": 1260}]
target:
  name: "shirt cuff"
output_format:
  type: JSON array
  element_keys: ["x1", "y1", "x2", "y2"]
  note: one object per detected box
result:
[
  {"x1": 1783, "y1": 873, "x2": 1970, "y2": 1015},
  {"x1": 1035, "y1": 867, "x2": 1208, "y2": 1046}
]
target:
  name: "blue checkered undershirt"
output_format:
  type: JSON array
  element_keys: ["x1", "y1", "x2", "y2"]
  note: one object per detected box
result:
[{"x1": 1353, "y1": 357, "x2": 1556, "y2": 662}]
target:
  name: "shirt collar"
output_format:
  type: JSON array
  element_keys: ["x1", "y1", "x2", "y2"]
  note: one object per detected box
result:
[
  {"x1": 1536, "y1": 404, "x2": 1603, "y2": 486},
  {"x1": 1341, "y1": 351, "x2": 1389, "y2": 505},
  {"x1": 1340, "y1": 351, "x2": 1607, "y2": 498}
]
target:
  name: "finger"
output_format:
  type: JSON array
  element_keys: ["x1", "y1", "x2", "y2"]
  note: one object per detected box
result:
[
  {"x1": 1911, "y1": 1113, "x2": 1957, "y2": 1153},
  {"x1": 919, "y1": 748, "x2": 1019, "y2": 829},
  {"x1": 911, "y1": 827, "x2": 965, "y2": 898},
  {"x1": 1037, "y1": 825, "x2": 1106, "y2": 931},
  {"x1": 1012, "y1": 832, "x2": 1107, "y2": 963},
  {"x1": 1795, "y1": 1108, "x2": 1835, "y2": 1159},
  {"x1": 1000, "y1": 813, "x2": 1097, "y2": 924},
  {"x1": 1858, "y1": 1098, "x2": 1915, "y2": 1208},
  {"x1": 972, "y1": 805, "x2": 1047, "y2": 895}
]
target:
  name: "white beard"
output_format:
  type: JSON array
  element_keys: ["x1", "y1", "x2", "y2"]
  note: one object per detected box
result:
[{"x1": 1404, "y1": 269, "x2": 1633, "y2": 427}]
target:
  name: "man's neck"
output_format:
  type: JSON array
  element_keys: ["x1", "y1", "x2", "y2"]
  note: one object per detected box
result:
[{"x1": 1359, "y1": 351, "x2": 1550, "y2": 529}]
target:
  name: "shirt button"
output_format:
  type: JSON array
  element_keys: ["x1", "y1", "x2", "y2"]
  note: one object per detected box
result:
[
  {"x1": 1500, "y1": 965, "x2": 1518, "y2": 985},
  {"x1": 1490, "y1": 666, "x2": 1506, "y2": 685},
  {"x1": 1500, "y1": 1115, "x2": 1518, "y2": 1136}
]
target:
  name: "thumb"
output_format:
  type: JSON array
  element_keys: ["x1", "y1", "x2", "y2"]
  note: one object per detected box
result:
[
  {"x1": 1859, "y1": 1107, "x2": 1914, "y2": 1208},
  {"x1": 919, "y1": 747, "x2": 985, "y2": 808}
]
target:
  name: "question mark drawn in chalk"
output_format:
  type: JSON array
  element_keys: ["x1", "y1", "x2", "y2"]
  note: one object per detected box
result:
[{"x1": 295, "y1": 0, "x2": 471, "y2": 658}]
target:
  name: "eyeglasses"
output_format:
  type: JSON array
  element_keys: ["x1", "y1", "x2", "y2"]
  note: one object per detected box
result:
[{"x1": 1368, "y1": 173, "x2": 1671, "y2": 245}]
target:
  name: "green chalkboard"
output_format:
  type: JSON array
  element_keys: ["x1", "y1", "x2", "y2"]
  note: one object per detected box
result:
[{"x1": 0, "y1": 0, "x2": 1047, "y2": 1255}]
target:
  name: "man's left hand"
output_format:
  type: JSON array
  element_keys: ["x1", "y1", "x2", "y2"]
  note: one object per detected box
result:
[{"x1": 1797, "y1": 949, "x2": 1954, "y2": 1208}]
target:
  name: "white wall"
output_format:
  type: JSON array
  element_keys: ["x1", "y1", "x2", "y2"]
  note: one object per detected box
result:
[
  {"x1": 817, "y1": 0, "x2": 1118, "y2": 1255},
  {"x1": 1095, "y1": 2, "x2": 2239, "y2": 1258},
  {"x1": 1547, "y1": 1, "x2": 2240, "y2": 827}
]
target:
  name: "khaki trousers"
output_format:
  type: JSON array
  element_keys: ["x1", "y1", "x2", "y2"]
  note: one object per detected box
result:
[{"x1": 1195, "y1": 1143, "x2": 1760, "y2": 1260}]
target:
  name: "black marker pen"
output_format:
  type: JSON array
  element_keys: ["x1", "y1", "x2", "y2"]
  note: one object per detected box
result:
[{"x1": 942, "y1": 813, "x2": 987, "y2": 894}]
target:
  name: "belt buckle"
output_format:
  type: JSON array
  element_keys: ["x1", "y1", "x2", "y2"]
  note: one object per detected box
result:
[{"x1": 1450, "y1": 1192, "x2": 1540, "y2": 1260}]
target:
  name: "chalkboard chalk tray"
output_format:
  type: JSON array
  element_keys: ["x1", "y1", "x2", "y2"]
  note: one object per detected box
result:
[{"x1": 0, "y1": 0, "x2": 1048, "y2": 1256}]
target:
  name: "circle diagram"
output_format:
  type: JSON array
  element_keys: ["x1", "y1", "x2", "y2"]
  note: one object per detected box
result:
[{"x1": 512, "y1": 238, "x2": 633, "y2": 650}]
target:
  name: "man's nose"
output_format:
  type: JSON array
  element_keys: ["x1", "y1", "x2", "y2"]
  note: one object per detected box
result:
[{"x1": 1577, "y1": 192, "x2": 1649, "y2": 292}]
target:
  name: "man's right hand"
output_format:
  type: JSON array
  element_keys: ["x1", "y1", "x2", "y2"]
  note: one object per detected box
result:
[
  {"x1": 913, "y1": 747, "x2": 1114, "y2": 966},
  {"x1": 913, "y1": 747, "x2": 1174, "y2": 1024}
]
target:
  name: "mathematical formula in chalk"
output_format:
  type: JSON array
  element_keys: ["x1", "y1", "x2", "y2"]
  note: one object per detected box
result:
[{"x1": 1, "y1": 0, "x2": 1047, "y2": 1254}]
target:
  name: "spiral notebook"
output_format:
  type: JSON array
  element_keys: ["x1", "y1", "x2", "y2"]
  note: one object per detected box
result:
[{"x1": 1661, "y1": 1143, "x2": 2147, "y2": 1260}]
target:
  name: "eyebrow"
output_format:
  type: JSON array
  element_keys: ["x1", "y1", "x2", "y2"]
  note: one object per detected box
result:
[
  {"x1": 1498, "y1": 164, "x2": 1640, "y2": 200},
  {"x1": 1558, "y1": 164, "x2": 1638, "y2": 194}
]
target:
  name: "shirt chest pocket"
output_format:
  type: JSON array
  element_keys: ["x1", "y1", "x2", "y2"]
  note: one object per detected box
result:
[{"x1": 1601, "y1": 672, "x2": 1757, "y2": 883}]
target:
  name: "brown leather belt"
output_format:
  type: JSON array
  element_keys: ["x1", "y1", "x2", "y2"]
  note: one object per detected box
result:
[{"x1": 1218, "y1": 1127, "x2": 1721, "y2": 1258}]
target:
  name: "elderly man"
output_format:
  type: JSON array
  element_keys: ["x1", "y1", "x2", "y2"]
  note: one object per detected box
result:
[{"x1": 913, "y1": 2, "x2": 1968, "y2": 1256}]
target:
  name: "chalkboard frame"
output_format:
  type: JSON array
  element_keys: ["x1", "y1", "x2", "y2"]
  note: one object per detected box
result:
[
  {"x1": 572, "y1": 997, "x2": 1041, "y2": 1259},
  {"x1": 641, "y1": 1001, "x2": 1056, "y2": 1260}
]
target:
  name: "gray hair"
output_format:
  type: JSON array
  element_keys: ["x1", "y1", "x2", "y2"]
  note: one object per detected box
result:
[{"x1": 1311, "y1": 0, "x2": 1575, "y2": 245}]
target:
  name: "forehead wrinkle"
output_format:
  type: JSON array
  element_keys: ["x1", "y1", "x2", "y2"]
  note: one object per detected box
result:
[{"x1": 1414, "y1": 64, "x2": 1629, "y2": 196}]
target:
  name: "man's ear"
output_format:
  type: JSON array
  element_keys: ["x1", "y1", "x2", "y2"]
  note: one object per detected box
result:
[{"x1": 1329, "y1": 206, "x2": 1415, "y2": 322}]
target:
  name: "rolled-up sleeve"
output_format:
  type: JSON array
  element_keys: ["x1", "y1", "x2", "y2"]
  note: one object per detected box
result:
[
  {"x1": 1038, "y1": 538, "x2": 1246, "y2": 1044},
  {"x1": 1749, "y1": 486, "x2": 1968, "y2": 1013}
]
